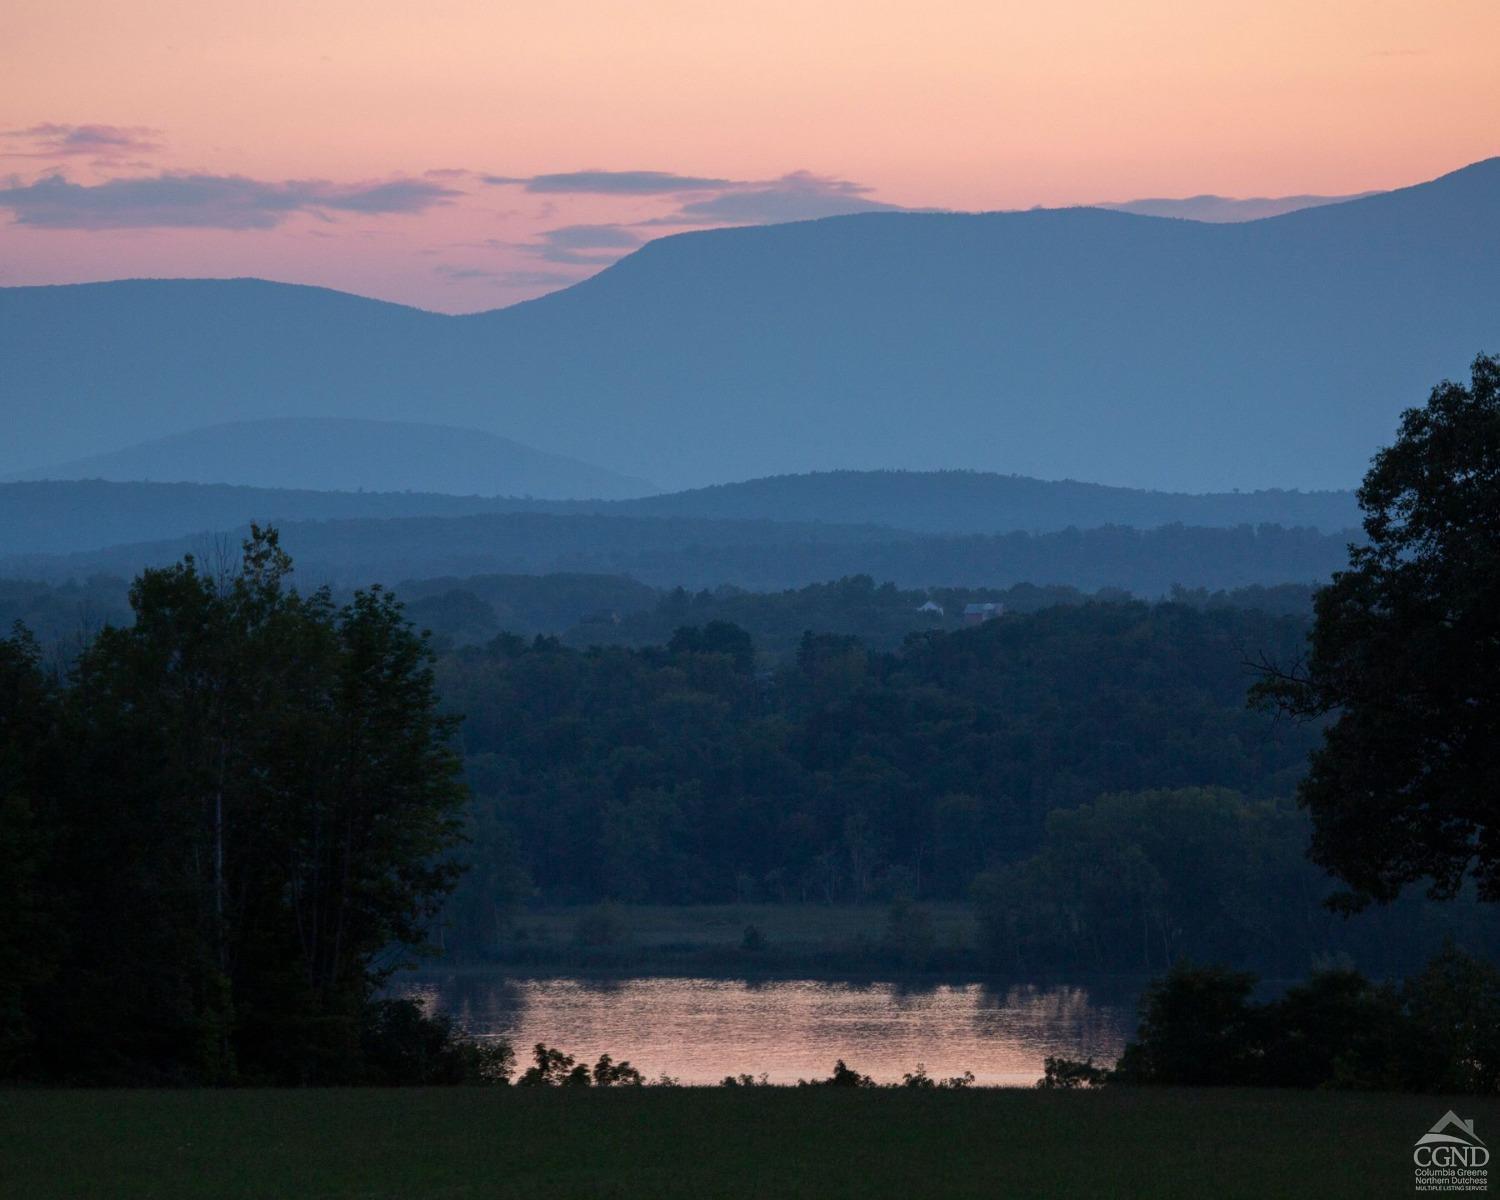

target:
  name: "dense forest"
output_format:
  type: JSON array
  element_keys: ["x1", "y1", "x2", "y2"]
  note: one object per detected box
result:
[
  {"x1": 441, "y1": 601, "x2": 1318, "y2": 902},
  {"x1": 2, "y1": 571, "x2": 1316, "y2": 664},
  {"x1": 4, "y1": 539, "x2": 1496, "y2": 1084},
  {"x1": 435, "y1": 601, "x2": 1495, "y2": 974},
  {"x1": 6, "y1": 562, "x2": 1488, "y2": 983}
]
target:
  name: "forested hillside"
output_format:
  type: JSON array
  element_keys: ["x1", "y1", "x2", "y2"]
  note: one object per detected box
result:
[
  {"x1": 438, "y1": 604, "x2": 1497, "y2": 974},
  {"x1": 0, "y1": 472, "x2": 1358, "y2": 559},
  {"x1": 10, "y1": 513, "x2": 1352, "y2": 595}
]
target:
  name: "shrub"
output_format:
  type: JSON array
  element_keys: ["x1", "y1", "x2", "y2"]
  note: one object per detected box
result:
[
  {"x1": 902, "y1": 1063, "x2": 976, "y2": 1089},
  {"x1": 360, "y1": 999, "x2": 514, "y2": 1085},
  {"x1": 800, "y1": 1059, "x2": 875, "y2": 1087},
  {"x1": 1036, "y1": 1056, "x2": 1109, "y2": 1089}
]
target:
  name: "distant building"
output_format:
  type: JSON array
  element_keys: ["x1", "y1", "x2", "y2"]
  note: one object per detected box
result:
[
  {"x1": 962, "y1": 602, "x2": 1004, "y2": 626},
  {"x1": 917, "y1": 600, "x2": 944, "y2": 616}
]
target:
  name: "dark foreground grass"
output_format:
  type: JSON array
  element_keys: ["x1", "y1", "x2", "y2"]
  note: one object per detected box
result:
[{"x1": 2, "y1": 1086, "x2": 1491, "y2": 1199}]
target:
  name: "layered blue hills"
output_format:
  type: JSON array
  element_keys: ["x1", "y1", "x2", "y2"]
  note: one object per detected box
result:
[{"x1": 4, "y1": 157, "x2": 1497, "y2": 492}]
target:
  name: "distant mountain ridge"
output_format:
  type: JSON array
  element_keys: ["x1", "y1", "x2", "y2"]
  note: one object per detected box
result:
[
  {"x1": 611, "y1": 469, "x2": 1359, "y2": 534},
  {"x1": 5, "y1": 510, "x2": 1353, "y2": 597},
  {"x1": 1096, "y1": 192, "x2": 1380, "y2": 222},
  {"x1": 7, "y1": 418, "x2": 654, "y2": 500},
  {"x1": 3, "y1": 157, "x2": 1497, "y2": 491},
  {"x1": 0, "y1": 472, "x2": 1359, "y2": 558}
]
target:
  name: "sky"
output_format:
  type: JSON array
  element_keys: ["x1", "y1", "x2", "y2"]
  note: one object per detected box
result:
[{"x1": 2, "y1": 0, "x2": 1497, "y2": 313}]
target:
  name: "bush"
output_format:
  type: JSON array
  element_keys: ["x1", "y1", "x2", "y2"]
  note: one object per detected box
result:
[
  {"x1": 516, "y1": 1043, "x2": 645, "y2": 1086},
  {"x1": 1112, "y1": 963, "x2": 1261, "y2": 1086},
  {"x1": 902, "y1": 1063, "x2": 976, "y2": 1089},
  {"x1": 517, "y1": 1043, "x2": 591, "y2": 1086},
  {"x1": 592, "y1": 1053, "x2": 645, "y2": 1086},
  {"x1": 360, "y1": 999, "x2": 514, "y2": 1086},
  {"x1": 1097, "y1": 948, "x2": 1500, "y2": 1093},
  {"x1": 1036, "y1": 1057, "x2": 1109, "y2": 1089},
  {"x1": 1402, "y1": 943, "x2": 1500, "y2": 1094},
  {"x1": 800, "y1": 1059, "x2": 875, "y2": 1088}
]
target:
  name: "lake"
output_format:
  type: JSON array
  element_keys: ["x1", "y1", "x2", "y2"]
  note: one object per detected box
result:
[{"x1": 396, "y1": 974, "x2": 1133, "y2": 1086}]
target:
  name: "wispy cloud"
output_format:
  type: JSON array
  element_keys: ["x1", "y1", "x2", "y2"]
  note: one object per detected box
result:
[
  {"x1": 0, "y1": 172, "x2": 461, "y2": 229},
  {"x1": 2, "y1": 122, "x2": 162, "y2": 160},
  {"x1": 531, "y1": 222, "x2": 641, "y2": 264},
  {"x1": 646, "y1": 171, "x2": 907, "y2": 226},
  {"x1": 484, "y1": 169, "x2": 736, "y2": 194}
]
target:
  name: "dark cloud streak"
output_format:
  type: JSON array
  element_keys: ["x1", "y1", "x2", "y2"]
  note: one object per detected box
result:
[
  {"x1": 643, "y1": 171, "x2": 908, "y2": 226},
  {"x1": 484, "y1": 169, "x2": 736, "y2": 194},
  {"x1": 2, "y1": 123, "x2": 162, "y2": 159},
  {"x1": 0, "y1": 172, "x2": 460, "y2": 230}
]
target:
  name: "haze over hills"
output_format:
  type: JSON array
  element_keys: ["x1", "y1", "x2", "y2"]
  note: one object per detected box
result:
[
  {"x1": 4, "y1": 510, "x2": 1352, "y2": 597},
  {"x1": 7, "y1": 418, "x2": 655, "y2": 500},
  {"x1": 3, "y1": 157, "x2": 1496, "y2": 491},
  {"x1": 0, "y1": 472, "x2": 1358, "y2": 558},
  {"x1": 611, "y1": 470, "x2": 1359, "y2": 534}
]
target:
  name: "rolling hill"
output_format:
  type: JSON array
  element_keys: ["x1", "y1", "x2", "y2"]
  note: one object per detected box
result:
[
  {"x1": 611, "y1": 470, "x2": 1359, "y2": 534},
  {"x1": 0, "y1": 472, "x2": 1357, "y2": 558},
  {"x1": 4, "y1": 157, "x2": 1496, "y2": 492},
  {"x1": 3, "y1": 510, "x2": 1352, "y2": 596},
  {"x1": 6, "y1": 417, "x2": 654, "y2": 500}
]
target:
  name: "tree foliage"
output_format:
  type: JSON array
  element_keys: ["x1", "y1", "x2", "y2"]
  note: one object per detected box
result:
[
  {"x1": 1099, "y1": 946, "x2": 1500, "y2": 1094},
  {"x1": 438, "y1": 602, "x2": 1317, "y2": 918},
  {"x1": 6, "y1": 528, "x2": 468, "y2": 1084},
  {"x1": 1255, "y1": 355, "x2": 1500, "y2": 907}
]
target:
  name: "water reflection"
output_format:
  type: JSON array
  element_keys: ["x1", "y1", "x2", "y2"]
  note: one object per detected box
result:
[{"x1": 395, "y1": 974, "x2": 1132, "y2": 1086}]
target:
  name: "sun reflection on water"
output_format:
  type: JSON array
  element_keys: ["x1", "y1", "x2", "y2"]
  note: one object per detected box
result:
[{"x1": 396, "y1": 975, "x2": 1131, "y2": 1086}]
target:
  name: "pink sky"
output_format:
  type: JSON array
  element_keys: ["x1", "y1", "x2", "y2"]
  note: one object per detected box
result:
[{"x1": 3, "y1": 0, "x2": 1497, "y2": 312}]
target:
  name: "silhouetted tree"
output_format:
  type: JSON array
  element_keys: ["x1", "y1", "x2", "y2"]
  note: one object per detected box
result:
[
  {"x1": 1255, "y1": 355, "x2": 1500, "y2": 907},
  {"x1": 0, "y1": 627, "x2": 60, "y2": 1078},
  {"x1": 28, "y1": 528, "x2": 467, "y2": 1083}
]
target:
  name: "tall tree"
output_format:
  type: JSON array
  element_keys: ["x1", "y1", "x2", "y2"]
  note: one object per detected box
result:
[
  {"x1": 37, "y1": 528, "x2": 467, "y2": 1082},
  {"x1": 0, "y1": 628, "x2": 60, "y2": 1078},
  {"x1": 1255, "y1": 354, "x2": 1500, "y2": 907}
]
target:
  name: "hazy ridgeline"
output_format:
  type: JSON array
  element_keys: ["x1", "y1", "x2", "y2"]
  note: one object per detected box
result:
[
  {"x1": 0, "y1": 470, "x2": 1358, "y2": 557},
  {"x1": 4, "y1": 158, "x2": 1498, "y2": 492},
  {"x1": 5, "y1": 511, "x2": 1353, "y2": 596}
]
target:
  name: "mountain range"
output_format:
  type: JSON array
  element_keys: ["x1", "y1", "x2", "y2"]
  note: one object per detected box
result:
[{"x1": 4, "y1": 157, "x2": 1496, "y2": 492}]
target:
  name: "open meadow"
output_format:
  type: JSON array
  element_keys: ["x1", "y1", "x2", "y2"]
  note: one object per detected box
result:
[{"x1": 2, "y1": 1086, "x2": 1488, "y2": 1199}]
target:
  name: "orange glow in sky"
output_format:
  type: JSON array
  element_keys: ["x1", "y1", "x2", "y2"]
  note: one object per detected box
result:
[{"x1": 3, "y1": 0, "x2": 1497, "y2": 310}]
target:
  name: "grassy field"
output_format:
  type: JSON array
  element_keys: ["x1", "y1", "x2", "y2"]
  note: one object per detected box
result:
[{"x1": 3, "y1": 1085, "x2": 1489, "y2": 1199}]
